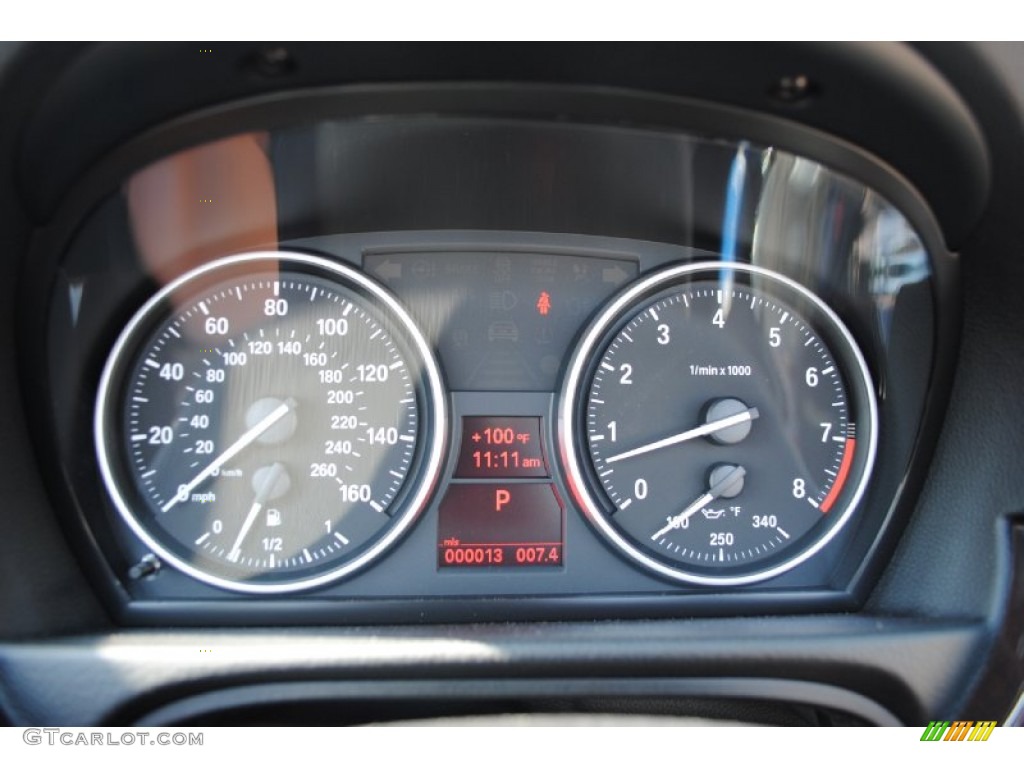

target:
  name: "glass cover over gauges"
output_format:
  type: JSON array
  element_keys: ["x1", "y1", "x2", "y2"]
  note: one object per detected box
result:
[
  {"x1": 94, "y1": 252, "x2": 446, "y2": 593},
  {"x1": 558, "y1": 262, "x2": 878, "y2": 585}
]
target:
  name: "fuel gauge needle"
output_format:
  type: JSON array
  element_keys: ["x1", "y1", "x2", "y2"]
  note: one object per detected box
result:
[
  {"x1": 228, "y1": 462, "x2": 285, "y2": 562},
  {"x1": 651, "y1": 465, "x2": 746, "y2": 541}
]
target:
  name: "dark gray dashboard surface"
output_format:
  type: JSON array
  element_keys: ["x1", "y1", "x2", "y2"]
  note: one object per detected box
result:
[{"x1": 0, "y1": 617, "x2": 985, "y2": 726}]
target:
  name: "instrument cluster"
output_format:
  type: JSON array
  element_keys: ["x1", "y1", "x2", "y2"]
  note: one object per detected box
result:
[{"x1": 31, "y1": 114, "x2": 947, "y2": 621}]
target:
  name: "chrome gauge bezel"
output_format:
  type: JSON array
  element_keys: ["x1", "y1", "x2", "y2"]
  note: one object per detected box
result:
[
  {"x1": 557, "y1": 261, "x2": 879, "y2": 586},
  {"x1": 94, "y1": 251, "x2": 447, "y2": 594}
]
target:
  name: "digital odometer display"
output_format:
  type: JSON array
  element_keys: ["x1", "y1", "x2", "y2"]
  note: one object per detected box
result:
[{"x1": 438, "y1": 416, "x2": 562, "y2": 568}]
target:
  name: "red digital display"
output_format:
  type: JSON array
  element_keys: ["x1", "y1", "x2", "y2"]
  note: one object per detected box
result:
[
  {"x1": 438, "y1": 483, "x2": 563, "y2": 568},
  {"x1": 455, "y1": 416, "x2": 548, "y2": 479}
]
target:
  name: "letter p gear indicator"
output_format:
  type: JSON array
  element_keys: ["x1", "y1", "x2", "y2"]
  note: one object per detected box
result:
[
  {"x1": 495, "y1": 488, "x2": 512, "y2": 512},
  {"x1": 438, "y1": 416, "x2": 564, "y2": 568}
]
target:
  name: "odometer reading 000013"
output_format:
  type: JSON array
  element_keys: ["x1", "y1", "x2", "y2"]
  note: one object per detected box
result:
[
  {"x1": 95, "y1": 252, "x2": 445, "y2": 593},
  {"x1": 558, "y1": 263, "x2": 877, "y2": 586}
]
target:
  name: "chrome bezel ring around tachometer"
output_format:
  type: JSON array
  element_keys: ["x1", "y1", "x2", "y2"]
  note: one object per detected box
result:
[{"x1": 557, "y1": 261, "x2": 878, "y2": 587}]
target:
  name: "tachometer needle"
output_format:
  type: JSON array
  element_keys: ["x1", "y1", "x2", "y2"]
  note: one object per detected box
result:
[
  {"x1": 228, "y1": 461, "x2": 285, "y2": 562},
  {"x1": 651, "y1": 465, "x2": 747, "y2": 540},
  {"x1": 160, "y1": 397, "x2": 297, "y2": 513},
  {"x1": 605, "y1": 408, "x2": 759, "y2": 464}
]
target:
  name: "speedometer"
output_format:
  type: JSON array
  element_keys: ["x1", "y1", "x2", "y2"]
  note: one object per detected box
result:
[
  {"x1": 558, "y1": 262, "x2": 877, "y2": 586},
  {"x1": 94, "y1": 252, "x2": 446, "y2": 593}
]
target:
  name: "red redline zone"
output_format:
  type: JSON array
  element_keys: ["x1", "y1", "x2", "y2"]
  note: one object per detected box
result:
[{"x1": 820, "y1": 438, "x2": 856, "y2": 514}]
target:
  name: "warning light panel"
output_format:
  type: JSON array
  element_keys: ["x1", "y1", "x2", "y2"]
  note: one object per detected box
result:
[
  {"x1": 536, "y1": 290, "x2": 552, "y2": 316},
  {"x1": 455, "y1": 416, "x2": 548, "y2": 479}
]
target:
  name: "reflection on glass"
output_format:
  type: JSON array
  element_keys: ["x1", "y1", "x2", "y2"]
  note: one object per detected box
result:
[{"x1": 750, "y1": 149, "x2": 929, "y2": 345}]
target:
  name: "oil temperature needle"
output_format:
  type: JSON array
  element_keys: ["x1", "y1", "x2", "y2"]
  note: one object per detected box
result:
[
  {"x1": 651, "y1": 465, "x2": 747, "y2": 540},
  {"x1": 160, "y1": 397, "x2": 297, "y2": 513}
]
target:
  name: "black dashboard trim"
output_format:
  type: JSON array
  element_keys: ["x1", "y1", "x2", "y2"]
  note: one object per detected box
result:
[
  {"x1": 0, "y1": 616, "x2": 986, "y2": 726},
  {"x1": 128, "y1": 677, "x2": 903, "y2": 727}
]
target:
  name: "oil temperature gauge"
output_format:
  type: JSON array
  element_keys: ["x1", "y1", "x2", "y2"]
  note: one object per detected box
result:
[{"x1": 558, "y1": 262, "x2": 877, "y2": 586}]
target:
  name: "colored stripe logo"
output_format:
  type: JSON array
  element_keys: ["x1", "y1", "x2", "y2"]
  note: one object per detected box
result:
[{"x1": 920, "y1": 721, "x2": 997, "y2": 741}]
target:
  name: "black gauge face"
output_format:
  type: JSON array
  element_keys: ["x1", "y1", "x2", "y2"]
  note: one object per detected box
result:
[
  {"x1": 559, "y1": 263, "x2": 877, "y2": 585},
  {"x1": 95, "y1": 252, "x2": 446, "y2": 593}
]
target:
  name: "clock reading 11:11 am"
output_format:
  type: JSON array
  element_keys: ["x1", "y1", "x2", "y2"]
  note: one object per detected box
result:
[{"x1": 454, "y1": 417, "x2": 549, "y2": 479}]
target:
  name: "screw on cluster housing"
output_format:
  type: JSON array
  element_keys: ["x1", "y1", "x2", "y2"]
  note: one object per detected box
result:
[
  {"x1": 248, "y1": 46, "x2": 297, "y2": 78},
  {"x1": 770, "y1": 74, "x2": 818, "y2": 104}
]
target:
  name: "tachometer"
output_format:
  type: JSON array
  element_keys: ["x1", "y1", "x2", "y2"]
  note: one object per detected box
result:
[
  {"x1": 95, "y1": 251, "x2": 446, "y2": 593},
  {"x1": 558, "y1": 262, "x2": 877, "y2": 585}
]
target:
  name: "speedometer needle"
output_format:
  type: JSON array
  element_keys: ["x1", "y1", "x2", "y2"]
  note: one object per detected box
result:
[
  {"x1": 604, "y1": 407, "x2": 759, "y2": 464},
  {"x1": 651, "y1": 465, "x2": 746, "y2": 540},
  {"x1": 160, "y1": 397, "x2": 297, "y2": 513}
]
